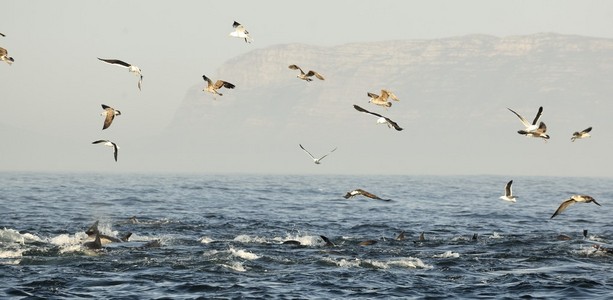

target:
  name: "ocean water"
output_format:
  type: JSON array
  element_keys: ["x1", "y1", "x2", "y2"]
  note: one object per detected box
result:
[{"x1": 0, "y1": 172, "x2": 611, "y2": 299}]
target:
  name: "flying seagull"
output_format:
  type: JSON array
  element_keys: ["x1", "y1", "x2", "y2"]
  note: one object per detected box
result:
[
  {"x1": 229, "y1": 21, "x2": 253, "y2": 43},
  {"x1": 299, "y1": 144, "x2": 336, "y2": 164},
  {"x1": 92, "y1": 140, "x2": 119, "y2": 162},
  {"x1": 499, "y1": 180, "x2": 517, "y2": 202},
  {"x1": 550, "y1": 195, "x2": 601, "y2": 219},
  {"x1": 202, "y1": 74, "x2": 235, "y2": 97},
  {"x1": 288, "y1": 64, "x2": 325, "y2": 81},
  {"x1": 508, "y1": 106, "x2": 543, "y2": 132},
  {"x1": 100, "y1": 104, "x2": 121, "y2": 130},
  {"x1": 518, "y1": 121, "x2": 550, "y2": 140},
  {"x1": 0, "y1": 47, "x2": 14, "y2": 65},
  {"x1": 343, "y1": 189, "x2": 391, "y2": 201},
  {"x1": 97, "y1": 58, "x2": 143, "y2": 90},
  {"x1": 571, "y1": 127, "x2": 592, "y2": 142},
  {"x1": 367, "y1": 89, "x2": 399, "y2": 109},
  {"x1": 353, "y1": 105, "x2": 403, "y2": 131}
]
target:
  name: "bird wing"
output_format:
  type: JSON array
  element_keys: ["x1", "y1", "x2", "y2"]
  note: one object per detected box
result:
[
  {"x1": 581, "y1": 127, "x2": 593, "y2": 134},
  {"x1": 551, "y1": 198, "x2": 576, "y2": 218},
  {"x1": 536, "y1": 121, "x2": 547, "y2": 133},
  {"x1": 232, "y1": 21, "x2": 241, "y2": 28},
  {"x1": 305, "y1": 70, "x2": 324, "y2": 80},
  {"x1": 0, "y1": 47, "x2": 7, "y2": 56},
  {"x1": 112, "y1": 143, "x2": 118, "y2": 162},
  {"x1": 288, "y1": 64, "x2": 304, "y2": 74},
  {"x1": 367, "y1": 92, "x2": 379, "y2": 99},
  {"x1": 317, "y1": 147, "x2": 337, "y2": 161},
  {"x1": 381, "y1": 89, "x2": 399, "y2": 101},
  {"x1": 505, "y1": 180, "x2": 513, "y2": 197},
  {"x1": 356, "y1": 189, "x2": 382, "y2": 200},
  {"x1": 102, "y1": 108, "x2": 115, "y2": 130},
  {"x1": 507, "y1": 108, "x2": 530, "y2": 128},
  {"x1": 214, "y1": 80, "x2": 235, "y2": 90},
  {"x1": 98, "y1": 58, "x2": 131, "y2": 68},
  {"x1": 299, "y1": 144, "x2": 316, "y2": 160},
  {"x1": 384, "y1": 117, "x2": 403, "y2": 131},
  {"x1": 92, "y1": 140, "x2": 108, "y2": 144},
  {"x1": 353, "y1": 105, "x2": 383, "y2": 118},
  {"x1": 0, "y1": 33, "x2": 5, "y2": 37},
  {"x1": 532, "y1": 106, "x2": 543, "y2": 126},
  {"x1": 137, "y1": 75, "x2": 143, "y2": 91},
  {"x1": 202, "y1": 75, "x2": 213, "y2": 86}
]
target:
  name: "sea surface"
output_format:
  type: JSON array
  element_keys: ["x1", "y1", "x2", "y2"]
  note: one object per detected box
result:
[{"x1": 0, "y1": 172, "x2": 611, "y2": 299}]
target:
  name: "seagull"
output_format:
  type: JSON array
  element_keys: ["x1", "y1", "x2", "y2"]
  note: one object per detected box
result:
[
  {"x1": 202, "y1": 74, "x2": 235, "y2": 97},
  {"x1": 97, "y1": 58, "x2": 143, "y2": 90},
  {"x1": 288, "y1": 64, "x2": 324, "y2": 81},
  {"x1": 367, "y1": 89, "x2": 399, "y2": 109},
  {"x1": 518, "y1": 121, "x2": 550, "y2": 140},
  {"x1": 100, "y1": 104, "x2": 121, "y2": 130},
  {"x1": 344, "y1": 189, "x2": 391, "y2": 201},
  {"x1": 299, "y1": 144, "x2": 336, "y2": 164},
  {"x1": 353, "y1": 105, "x2": 403, "y2": 131},
  {"x1": 550, "y1": 195, "x2": 601, "y2": 219},
  {"x1": 571, "y1": 127, "x2": 592, "y2": 142},
  {"x1": 508, "y1": 106, "x2": 543, "y2": 132},
  {"x1": 229, "y1": 21, "x2": 253, "y2": 43},
  {"x1": 499, "y1": 180, "x2": 517, "y2": 202},
  {"x1": 92, "y1": 140, "x2": 119, "y2": 162},
  {"x1": 0, "y1": 47, "x2": 14, "y2": 65}
]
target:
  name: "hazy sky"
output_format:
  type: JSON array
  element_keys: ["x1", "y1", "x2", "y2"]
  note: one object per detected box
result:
[{"x1": 2, "y1": 1, "x2": 613, "y2": 174}]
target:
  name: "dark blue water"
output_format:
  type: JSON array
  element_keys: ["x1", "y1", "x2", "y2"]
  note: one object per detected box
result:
[{"x1": 1, "y1": 173, "x2": 611, "y2": 299}]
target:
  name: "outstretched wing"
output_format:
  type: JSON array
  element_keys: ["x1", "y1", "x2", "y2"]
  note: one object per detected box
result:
[
  {"x1": 381, "y1": 89, "x2": 399, "y2": 101},
  {"x1": 202, "y1": 75, "x2": 213, "y2": 86},
  {"x1": 299, "y1": 144, "x2": 316, "y2": 160},
  {"x1": 214, "y1": 80, "x2": 235, "y2": 90},
  {"x1": 384, "y1": 117, "x2": 403, "y2": 131},
  {"x1": 317, "y1": 147, "x2": 337, "y2": 161},
  {"x1": 367, "y1": 92, "x2": 379, "y2": 99},
  {"x1": 102, "y1": 107, "x2": 115, "y2": 130},
  {"x1": 356, "y1": 189, "x2": 382, "y2": 200},
  {"x1": 305, "y1": 70, "x2": 324, "y2": 80},
  {"x1": 232, "y1": 21, "x2": 242, "y2": 28},
  {"x1": 92, "y1": 140, "x2": 109, "y2": 145},
  {"x1": 353, "y1": 104, "x2": 383, "y2": 118},
  {"x1": 532, "y1": 106, "x2": 543, "y2": 126},
  {"x1": 581, "y1": 127, "x2": 592, "y2": 134},
  {"x1": 288, "y1": 64, "x2": 304, "y2": 74},
  {"x1": 504, "y1": 180, "x2": 513, "y2": 197},
  {"x1": 551, "y1": 198, "x2": 576, "y2": 218},
  {"x1": 507, "y1": 108, "x2": 530, "y2": 128},
  {"x1": 98, "y1": 58, "x2": 131, "y2": 68}
]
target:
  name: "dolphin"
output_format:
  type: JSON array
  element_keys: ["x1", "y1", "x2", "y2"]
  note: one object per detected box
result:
[
  {"x1": 85, "y1": 221, "x2": 132, "y2": 245},
  {"x1": 82, "y1": 234, "x2": 103, "y2": 250},
  {"x1": 395, "y1": 231, "x2": 406, "y2": 241},
  {"x1": 358, "y1": 240, "x2": 378, "y2": 246},
  {"x1": 282, "y1": 240, "x2": 302, "y2": 246}
]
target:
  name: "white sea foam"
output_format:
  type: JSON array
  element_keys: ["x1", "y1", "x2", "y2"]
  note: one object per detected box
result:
[
  {"x1": 273, "y1": 234, "x2": 319, "y2": 246},
  {"x1": 229, "y1": 247, "x2": 260, "y2": 260},
  {"x1": 0, "y1": 227, "x2": 42, "y2": 245},
  {"x1": 489, "y1": 232, "x2": 503, "y2": 239},
  {"x1": 222, "y1": 262, "x2": 246, "y2": 272},
  {"x1": 234, "y1": 234, "x2": 267, "y2": 244},
  {"x1": 433, "y1": 251, "x2": 460, "y2": 258},
  {"x1": 200, "y1": 236, "x2": 213, "y2": 244}
]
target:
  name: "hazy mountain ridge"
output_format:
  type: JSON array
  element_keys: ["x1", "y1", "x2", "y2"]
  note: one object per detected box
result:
[{"x1": 159, "y1": 33, "x2": 613, "y2": 175}]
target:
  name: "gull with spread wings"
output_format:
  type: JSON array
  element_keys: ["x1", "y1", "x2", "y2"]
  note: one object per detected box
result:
[
  {"x1": 367, "y1": 89, "x2": 399, "y2": 109},
  {"x1": 229, "y1": 21, "x2": 253, "y2": 43},
  {"x1": 202, "y1": 74, "x2": 235, "y2": 97},
  {"x1": 97, "y1": 58, "x2": 143, "y2": 90},
  {"x1": 353, "y1": 105, "x2": 403, "y2": 131},
  {"x1": 299, "y1": 144, "x2": 336, "y2": 164},
  {"x1": 288, "y1": 64, "x2": 324, "y2": 82},
  {"x1": 551, "y1": 195, "x2": 601, "y2": 219}
]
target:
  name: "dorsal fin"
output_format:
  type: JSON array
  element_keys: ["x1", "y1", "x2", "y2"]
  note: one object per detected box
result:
[{"x1": 320, "y1": 235, "x2": 335, "y2": 247}]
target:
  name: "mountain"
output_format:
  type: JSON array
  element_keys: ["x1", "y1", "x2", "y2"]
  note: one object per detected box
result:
[{"x1": 163, "y1": 33, "x2": 613, "y2": 176}]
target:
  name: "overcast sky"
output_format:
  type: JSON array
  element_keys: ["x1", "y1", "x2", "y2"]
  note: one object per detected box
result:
[{"x1": 2, "y1": 1, "x2": 613, "y2": 174}]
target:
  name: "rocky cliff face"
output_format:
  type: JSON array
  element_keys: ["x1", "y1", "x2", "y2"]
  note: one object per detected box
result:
[{"x1": 164, "y1": 33, "x2": 613, "y2": 175}]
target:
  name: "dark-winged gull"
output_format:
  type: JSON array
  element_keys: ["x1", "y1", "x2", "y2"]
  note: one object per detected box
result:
[
  {"x1": 551, "y1": 195, "x2": 601, "y2": 219},
  {"x1": 97, "y1": 58, "x2": 143, "y2": 90},
  {"x1": 353, "y1": 105, "x2": 403, "y2": 131},
  {"x1": 92, "y1": 140, "x2": 119, "y2": 162},
  {"x1": 229, "y1": 21, "x2": 253, "y2": 43},
  {"x1": 571, "y1": 127, "x2": 592, "y2": 142}
]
